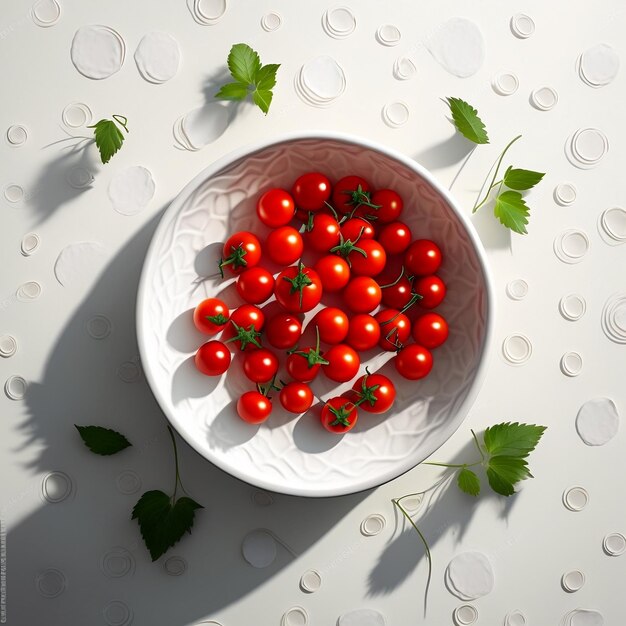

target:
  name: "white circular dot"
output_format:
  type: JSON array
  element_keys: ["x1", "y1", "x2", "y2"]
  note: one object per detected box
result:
[
  {"x1": 62, "y1": 102, "x2": 93, "y2": 128},
  {"x1": 561, "y1": 569, "x2": 585, "y2": 592},
  {"x1": 360, "y1": 513, "x2": 386, "y2": 536},
  {"x1": 322, "y1": 7, "x2": 356, "y2": 39},
  {"x1": 502, "y1": 334, "x2": 532, "y2": 365},
  {"x1": 559, "y1": 294, "x2": 586, "y2": 321},
  {"x1": 281, "y1": 606, "x2": 308, "y2": 626},
  {"x1": 566, "y1": 128, "x2": 609, "y2": 168},
  {"x1": 5, "y1": 375, "x2": 27, "y2": 400},
  {"x1": 251, "y1": 490, "x2": 273, "y2": 506},
  {"x1": 103, "y1": 600, "x2": 133, "y2": 626},
  {"x1": 505, "y1": 610, "x2": 527, "y2": 626},
  {"x1": 393, "y1": 56, "x2": 417, "y2": 80},
  {"x1": 4, "y1": 184, "x2": 24, "y2": 203},
  {"x1": 492, "y1": 72, "x2": 519, "y2": 96},
  {"x1": 602, "y1": 294, "x2": 626, "y2": 344},
  {"x1": 0, "y1": 335, "x2": 18, "y2": 358},
  {"x1": 554, "y1": 229, "x2": 589, "y2": 264},
  {"x1": 530, "y1": 86, "x2": 558, "y2": 111},
  {"x1": 242, "y1": 530, "x2": 277, "y2": 568},
  {"x1": 35, "y1": 568, "x2": 66, "y2": 598},
  {"x1": 16, "y1": 281, "x2": 42, "y2": 301},
  {"x1": 117, "y1": 360, "x2": 141, "y2": 383},
  {"x1": 600, "y1": 207, "x2": 626, "y2": 243},
  {"x1": 101, "y1": 548, "x2": 134, "y2": 578},
  {"x1": 603, "y1": 533, "x2": 626, "y2": 556},
  {"x1": 164, "y1": 556, "x2": 187, "y2": 576},
  {"x1": 41, "y1": 471, "x2": 73, "y2": 503},
  {"x1": 560, "y1": 351, "x2": 583, "y2": 377},
  {"x1": 66, "y1": 166, "x2": 94, "y2": 189},
  {"x1": 31, "y1": 0, "x2": 61, "y2": 27},
  {"x1": 376, "y1": 24, "x2": 401, "y2": 46},
  {"x1": 506, "y1": 279, "x2": 528, "y2": 300},
  {"x1": 554, "y1": 182, "x2": 577, "y2": 206},
  {"x1": 563, "y1": 486, "x2": 589, "y2": 512},
  {"x1": 87, "y1": 315, "x2": 112, "y2": 339},
  {"x1": 300, "y1": 569, "x2": 322, "y2": 593},
  {"x1": 510, "y1": 13, "x2": 535, "y2": 38},
  {"x1": 398, "y1": 493, "x2": 423, "y2": 513},
  {"x1": 453, "y1": 604, "x2": 478, "y2": 625},
  {"x1": 116, "y1": 470, "x2": 141, "y2": 495},
  {"x1": 382, "y1": 102, "x2": 410, "y2": 128},
  {"x1": 6, "y1": 124, "x2": 28, "y2": 146},
  {"x1": 261, "y1": 12, "x2": 282, "y2": 31},
  {"x1": 20, "y1": 232, "x2": 41, "y2": 256}
]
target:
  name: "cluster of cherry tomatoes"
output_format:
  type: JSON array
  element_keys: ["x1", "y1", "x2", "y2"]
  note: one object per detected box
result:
[{"x1": 193, "y1": 172, "x2": 449, "y2": 433}]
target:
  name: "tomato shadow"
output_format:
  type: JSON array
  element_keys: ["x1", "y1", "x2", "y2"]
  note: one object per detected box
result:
[
  {"x1": 207, "y1": 401, "x2": 261, "y2": 449},
  {"x1": 9, "y1": 210, "x2": 371, "y2": 626},
  {"x1": 167, "y1": 308, "x2": 208, "y2": 353},
  {"x1": 171, "y1": 355, "x2": 221, "y2": 405},
  {"x1": 292, "y1": 403, "x2": 346, "y2": 453}
]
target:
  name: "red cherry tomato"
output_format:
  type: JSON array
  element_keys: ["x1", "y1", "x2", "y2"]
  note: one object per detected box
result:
[
  {"x1": 243, "y1": 348, "x2": 279, "y2": 383},
  {"x1": 292, "y1": 172, "x2": 331, "y2": 212},
  {"x1": 395, "y1": 344, "x2": 433, "y2": 380},
  {"x1": 286, "y1": 350, "x2": 323, "y2": 382},
  {"x1": 266, "y1": 226, "x2": 303, "y2": 266},
  {"x1": 221, "y1": 231, "x2": 262, "y2": 275},
  {"x1": 348, "y1": 239, "x2": 387, "y2": 277},
  {"x1": 320, "y1": 397, "x2": 358, "y2": 433},
  {"x1": 415, "y1": 275, "x2": 446, "y2": 309},
  {"x1": 404, "y1": 239, "x2": 442, "y2": 276},
  {"x1": 236, "y1": 267, "x2": 275, "y2": 304},
  {"x1": 237, "y1": 391, "x2": 272, "y2": 424},
  {"x1": 275, "y1": 263, "x2": 323, "y2": 313},
  {"x1": 279, "y1": 382, "x2": 314, "y2": 414},
  {"x1": 344, "y1": 277, "x2": 382, "y2": 313},
  {"x1": 340, "y1": 218, "x2": 375, "y2": 243},
  {"x1": 323, "y1": 344, "x2": 360, "y2": 382},
  {"x1": 305, "y1": 213, "x2": 341, "y2": 252},
  {"x1": 378, "y1": 272, "x2": 414, "y2": 310},
  {"x1": 346, "y1": 314, "x2": 381, "y2": 351},
  {"x1": 193, "y1": 298, "x2": 229, "y2": 335},
  {"x1": 331, "y1": 175, "x2": 371, "y2": 214},
  {"x1": 314, "y1": 255, "x2": 350, "y2": 292},
  {"x1": 375, "y1": 309, "x2": 411, "y2": 351},
  {"x1": 265, "y1": 313, "x2": 302, "y2": 350},
  {"x1": 221, "y1": 304, "x2": 265, "y2": 350},
  {"x1": 412, "y1": 313, "x2": 449, "y2": 348},
  {"x1": 310, "y1": 307, "x2": 349, "y2": 344},
  {"x1": 256, "y1": 188, "x2": 295, "y2": 227},
  {"x1": 352, "y1": 373, "x2": 396, "y2": 414},
  {"x1": 370, "y1": 189, "x2": 403, "y2": 223},
  {"x1": 378, "y1": 221, "x2": 413, "y2": 255},
  {"x1": 195, "y1": 340, "x2": 231, "y2": 376}
]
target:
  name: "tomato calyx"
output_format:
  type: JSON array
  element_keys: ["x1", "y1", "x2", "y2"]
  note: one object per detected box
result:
[
  {"x1": 344, "y1": 184, "x2": 381, "y2": 211},
  {"x1": 282, "y1": 261, "x2": 313, "y2": 309},
  {"x1": 206, "y1": 313, "x2": 229, "y2": 325},
  {"x1": 288, "y1": 327, "x2": 329, "y2": 368},
  {"x1": 256, "y1": 375, "x2": 280, "y2": 399},
  {"x1": 327, "y1": 401, "x2": 356, "y2": 427},
  {"x1": 330, "y1": 232, "x2": 367, "y2": 264},
  {"x1": 223, "y1": 320, "x2": 262, "y2": 350},
  {"x1": 354, "y1": 368, "x2": 381, "y2": 408},
  {"x1": 218, "y1": 244, "x2": 248, "y2": 277}
]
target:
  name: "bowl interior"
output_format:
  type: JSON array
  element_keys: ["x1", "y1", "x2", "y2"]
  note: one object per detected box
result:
[{"x1": 138, "y1": 135, "x2": 491, "y2": 497}]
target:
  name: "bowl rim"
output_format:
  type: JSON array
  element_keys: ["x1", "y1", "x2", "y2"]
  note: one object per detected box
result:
[{"x1": 136, "y1": 130, "x2": 496, "y2": 497}]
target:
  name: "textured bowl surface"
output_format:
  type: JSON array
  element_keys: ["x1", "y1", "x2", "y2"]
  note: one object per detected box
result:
[{"x1": 137, "y1": 132, "x2": 493, "y2": 497}]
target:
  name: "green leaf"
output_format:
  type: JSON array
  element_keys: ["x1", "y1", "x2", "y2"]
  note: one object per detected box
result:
[
  {"x1": 486, "y1": 456, "x2": 532, "y2": 497},
  {"x1": 446, "y1": 97, "x2": 489, "y2": 145},
  {"x1": 457, "y1": 468, "x2": 481, "y2": 496},
  {"x1": 503, "y1": 167, "x2": 545, "y2": 191},
  {"x1": 483, "y1": 422, "x2": 547, "y2": 458},
  {"x1": 255, "y1": 63, "x2": 280, "y2": 90},
  {"x1": 493, "y1": 190, "x2": 529, "y2": 234},
  {"x1": 132, "y1": 490, "x2": 203, "y2": 561},
  {"x1": 227, "y1": 43, "x2": 261, "y2": 84},
  {"x1": 252, "y1": 89, "x2": 273, "y2": 115},
  {"x1": 215, "y1": 82, "x2": 249, "y2": 100},
  {"x1": 88, "y1": 118, "x2": 127, "y2": 164},
  {"x1": 75, "y1": 424, "x2": 132, "y2": 455}
]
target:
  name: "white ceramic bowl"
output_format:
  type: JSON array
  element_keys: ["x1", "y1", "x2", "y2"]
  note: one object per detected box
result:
[{"x1": 137, "y1": 132, "x2": 494, "y2": 497}]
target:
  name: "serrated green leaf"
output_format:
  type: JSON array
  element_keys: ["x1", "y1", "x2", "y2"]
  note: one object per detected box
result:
[
  {"x1": 228, "y1": 43, "x2": 261, "y2": 84},
  {"x1": 503, "y1": 167, "x2": 545, "y2": 191},
  {"x1": 132, "y1": 490, "x2": 203, "y2": 561},
  {"x1": 252, "y1": 88, "x2": 273, "y2": 114},
  {"x1": 75, "y1": 424, "x2": 132, "y2": 455},
  {"x1": 457, "y1": 468, "x2": 481, "y2": 496},
  {"x1": 486, "y1": 456, "x2": 532, "y2": 496},
  {"x1": 494, "y1": 190, "x2": 529, "y2": 234},
  {"x1": 446, "y1": 97, "x2": 489, "y2": 145},
  {"x1": 88, "y1": 118, "x2": 127, "y2": 165},
  {"x1": 215, "y1": 82, "x2": 249, "y2": 100},
  {"x1": 255, "y1": 63, "x2": 280, "y2": 91},
  {"x1": 483, "y1": 422, "x2": 547, "y2": 458}
]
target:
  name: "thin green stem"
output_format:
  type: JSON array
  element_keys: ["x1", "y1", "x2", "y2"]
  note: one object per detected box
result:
[
  {"x1": 392, "y1": 498, "x2": 431, "y2": 612},
  {"x1": 470, "y1": 429, "x2": 485, "y2": 462},
  {"x1": 472, "y1": 135, "x2": 522, "y2": 213},
  {"x1": 423, "y1": 461, "x2": 482, "y2": 469},
  {"x1": 167, "y1": 425, "x2": 188, "y2": 500},
  {"x1": 112, "y1": 114, "x2": 129, "y2": 133}
]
